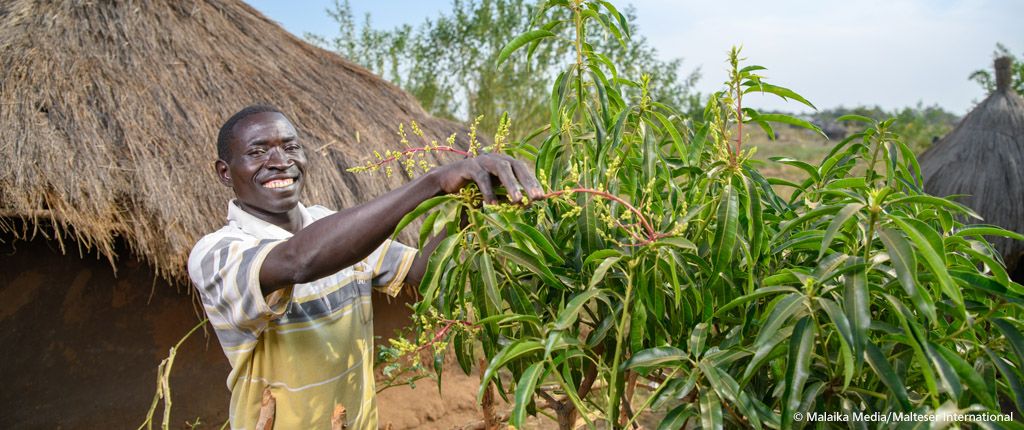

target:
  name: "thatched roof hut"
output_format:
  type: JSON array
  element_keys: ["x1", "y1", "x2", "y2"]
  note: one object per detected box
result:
[
  {"x1": 920, "y1": 57, "x2": 1024, "y2": 273},
  {"x1": 0, "y1": 0, "x2": 467, "y2": 283},
  {"x1": 0, "y1": 0, "x2": 481, "y2": 427}
]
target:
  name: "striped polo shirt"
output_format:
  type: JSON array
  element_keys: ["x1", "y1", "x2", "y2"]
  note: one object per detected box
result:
[{"x1": 187, "y1": 200, "x2": 417, "y2": 429}]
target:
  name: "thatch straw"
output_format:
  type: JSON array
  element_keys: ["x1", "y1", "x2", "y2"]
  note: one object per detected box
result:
[
  {"x1": 0, "y1": 0, "x2": 470, "y2": 283},
  {"x1": 920, "y1": 57, "x2": 1024, "y2": 271}
]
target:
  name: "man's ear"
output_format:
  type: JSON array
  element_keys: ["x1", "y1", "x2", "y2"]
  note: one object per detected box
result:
[{"x1": 215, "y1": 159, "x2": 232, "y2": 187}]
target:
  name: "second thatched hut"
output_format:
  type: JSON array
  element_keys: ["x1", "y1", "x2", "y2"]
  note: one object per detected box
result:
[{"x1": 919, "y1": 57, "x2": 1024, "y2": 275}]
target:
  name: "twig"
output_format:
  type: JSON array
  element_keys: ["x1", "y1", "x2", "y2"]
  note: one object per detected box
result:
[
  {"x1": 544, "y1": 188, "x2": 666, "y2": 245},
  {"x1": 255, "y1": 388, "x2": 276, "y2": 430},
  {"x1": 413, "y1": 318, "x2": 473, "y2": 355},
  {"x1": 330, "y1": 404, "x2": 347, "y2": 430},
  {"x1": 479, "y1": 358, "x2": 501, "y2": 430},
  {"x1": 137, "y1": 319, "x2": 208, "y2": 430},
  {"x1": 366, "y1": 146, "x2": 470, "y2": 169}
]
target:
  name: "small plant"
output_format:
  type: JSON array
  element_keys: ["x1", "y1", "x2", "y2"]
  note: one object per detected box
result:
[
  {"x1": 353, "y1": 1, "x2": 1024, "y2": 429},
  {"x1": 138, "y1": 319, "x2": 224, "y2": 430}
]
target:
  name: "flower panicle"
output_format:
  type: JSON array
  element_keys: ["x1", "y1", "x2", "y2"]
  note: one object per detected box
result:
[
  {"x1": 348, "y1": 122, "x2": 472, "y2": 177},
  {"x1": 468, "y1": 114, "x2": 484, "y2": 156},
  {"x1": 492, "y1": 113, "x2": 512, "y2": 153}
]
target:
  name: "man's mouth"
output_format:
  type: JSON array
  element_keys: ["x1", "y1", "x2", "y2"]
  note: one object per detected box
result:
[{"x1": 262, "y1": 178, "x2": 296, "y2": 189}]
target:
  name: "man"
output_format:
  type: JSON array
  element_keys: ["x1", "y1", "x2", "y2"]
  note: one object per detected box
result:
[{"x1": 188, "y1": 105, "x2": 543, "y2": 429}]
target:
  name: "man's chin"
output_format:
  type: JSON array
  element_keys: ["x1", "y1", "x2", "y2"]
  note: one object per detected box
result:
[{"x1": 237, "y1": 197, "x2": 301, "y2": 218}]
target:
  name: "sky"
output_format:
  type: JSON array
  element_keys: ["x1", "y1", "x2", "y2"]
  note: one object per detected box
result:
[{"x1": 246, "y1": 0, "x2": 1024, "y2": 115}]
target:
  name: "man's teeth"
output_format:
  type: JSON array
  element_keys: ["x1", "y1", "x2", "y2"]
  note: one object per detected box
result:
[{"x1": 263, "y1": 178, "x2": 295, "y2": 189}]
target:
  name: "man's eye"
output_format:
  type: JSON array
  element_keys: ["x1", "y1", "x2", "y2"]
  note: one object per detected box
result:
[
  {"x1": 249, "y1": 149, "x2": 266, "y2": 156},
  {"x1": 286, "y1": 144, "x2": 301, "y2": 151}
]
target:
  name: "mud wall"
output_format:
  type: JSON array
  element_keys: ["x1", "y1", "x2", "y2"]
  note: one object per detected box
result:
[{"x1": 0, "y1": 236, "x2": 230, "y2": 428}]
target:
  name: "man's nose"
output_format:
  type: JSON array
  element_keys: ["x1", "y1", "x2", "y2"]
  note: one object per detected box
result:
[{"x1": 266, "y1": 147, "x2": 292, "y2": 169}]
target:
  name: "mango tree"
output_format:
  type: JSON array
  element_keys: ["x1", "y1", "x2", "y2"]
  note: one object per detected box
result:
[{"x1": 363, "y1": 1, "x2": 1024, "y2": 428}]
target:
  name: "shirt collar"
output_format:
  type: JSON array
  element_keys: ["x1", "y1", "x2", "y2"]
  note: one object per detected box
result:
[{"x1": 226, "y1": 200, "x2": 314, "y2": 240}]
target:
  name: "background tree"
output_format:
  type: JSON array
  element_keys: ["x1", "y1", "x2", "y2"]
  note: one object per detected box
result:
[
  {"x1": 307, "y1": 0, "x2": 701, "y2": 137},
  {"x1": 969, "y1": 43, "x2": 1024, "y2": 95}
]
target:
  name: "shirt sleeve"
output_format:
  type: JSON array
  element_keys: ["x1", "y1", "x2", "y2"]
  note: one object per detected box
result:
[
  {"x1": 187, "y1": 235, "x2": 293, "y2": 340},
  {"x1": 364, "y1": 239, "x2": 418, "y2": 297}
]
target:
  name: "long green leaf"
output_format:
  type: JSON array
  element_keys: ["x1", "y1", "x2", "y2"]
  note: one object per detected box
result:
[
  {"x1": 699, "y1": 389, "x2": 723, "y2": 430},
  {"x1": 768, "y1": 157, "x2": 821, "y2": 182},
  {"x1": 589, "y1": 256, "x2": 621, "y2": 289},
  {"x1": 622, "y1": 346, "x2": 686, "y2": 369},
  {"x1": 478, "y1": 340, "x2": 543, "y2": 402},
  {"x1": 715, "y1": 286, "x2": 799, "y2": 316},
  {"x1": 745, "y1": 176, "x2": 765, "y2": 262},
  {"x1": 712, "y1": 184, "x2": 739, "y2": 273},
  {"x1": 818, "y1": 202, "x2": 863, "y2": 259},
  {"x1": 553, "y1": 289, "x2": 606, "y2": 330},
  {"x1": 984, "y1": 346, "x2": 1024, "y2": 414},
  {"x1": 844, "y1": 263, "x2": 870, "y2": 371},
  {"x1": 933, "y1": 343, "x2": 996, "y2": 408},
  {"x1": 890, "y1": 217, "x2": 964, "y2": 317},
  {"x1": 818, "y1": 298, "x2": 855, "y2": 389},
  {"x1": 689, "y1": 322, "x2": 709, "y2": 358},
  {"x1": 956, "y1": 225, "x2": 1024, "y2": 241},
  {"x1": 478, "y1": 252, "x2": 502, "y2": 311},
  {"x1": 877, "y1": 227, "x2": 936, "y2": 323},
  {"x1": 496, "y1": 29, "x2": 556, "y2": 67},
  {"x1": 994, "y1": 319, "x2": 1024, "y2": 371},
  {"x1": 495, "y1": 246, "x2": 561, "y2": 288},
  {"x1": 513, "y1": 222, "x2": 564, "y2": 264},
  {"x1": 742, "y1": 82, "x2": 817, "y2": 110},
  {"x1": 510, "y1": 362, "x2": 545, "y2": 428},
  {"x1": 782, "y1": 317, "x2": 816, "y2": 430},
  {"x1": 756, "y1": 113, "x2": 824, "y2": 137},
  {"x1": 865, "y1": 342, "x2": 913, "y2": 410},
  {"x1": 417, "y1": 232, "x2": 464, "y2": 310},
  {"x1": 393, "y1": 195, "x2": 452, "y2": 239},
  {"x1": 889, "y1": 195, "x2": 982, "y2": 220},
  {"x1": 702, "y1": 363, "x2": 764, "y2": 430},
  {"x1": 658, "y1": 404, "x2": 695, "y2": 430}
]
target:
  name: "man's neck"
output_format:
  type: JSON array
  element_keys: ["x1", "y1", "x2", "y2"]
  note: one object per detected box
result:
[{"x1": 236, "y1": 202, "x2": 304, "y2": 234}]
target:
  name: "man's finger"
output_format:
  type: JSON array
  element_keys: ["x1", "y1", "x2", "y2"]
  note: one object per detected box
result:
[
  {"x1": 505, "y1": 157, "x2": 545, "y2": 200},
  {"x1": 486, "y1": 158, "x2": 523, "y2": 203},
  {"x1": 470, "y1": 169, "x2": 497, "y2": 204}
]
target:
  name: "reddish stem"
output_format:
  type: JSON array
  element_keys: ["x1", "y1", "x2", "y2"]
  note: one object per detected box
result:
[{"x1": 414, "y1": 318, "x2": 474, "y2": 354}]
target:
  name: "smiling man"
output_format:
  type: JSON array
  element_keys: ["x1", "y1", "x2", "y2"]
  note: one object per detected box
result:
[{"x1": 188, "y1": 105, "x2": 543, "y2": 429}]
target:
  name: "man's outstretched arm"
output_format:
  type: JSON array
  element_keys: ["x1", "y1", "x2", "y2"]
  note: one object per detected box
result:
[{"x1": 258, "y1": 154, "x2": 543, "y2": 295}]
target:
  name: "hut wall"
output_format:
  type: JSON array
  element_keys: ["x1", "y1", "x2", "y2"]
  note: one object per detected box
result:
[{"x1": 0, "y1": 235, "x2": 229, "y2": 428}]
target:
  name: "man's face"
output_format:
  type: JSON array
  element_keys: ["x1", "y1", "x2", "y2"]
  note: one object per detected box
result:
[{"x1": 216, "y1": 112, "x2": 307, "y2": 217}]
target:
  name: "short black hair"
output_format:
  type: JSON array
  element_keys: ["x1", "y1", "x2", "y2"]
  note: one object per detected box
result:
[{"x1": 216, "y1": 104, "x2": 284, "y2": 161}]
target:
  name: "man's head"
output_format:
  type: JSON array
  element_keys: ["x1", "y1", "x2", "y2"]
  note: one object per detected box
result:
[{"x1": 215, "y1": 105, "x2": 308, "y2": 218}]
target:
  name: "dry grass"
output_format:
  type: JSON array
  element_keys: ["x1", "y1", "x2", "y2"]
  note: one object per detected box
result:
[{"x1": 744, "y1": 125, "x2": 836, "y2": 200}]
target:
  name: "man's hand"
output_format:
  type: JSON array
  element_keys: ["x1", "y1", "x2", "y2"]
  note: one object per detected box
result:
[
  {"x1": 432, "y1": 153, "x2": 545, "y2": 204},
  {"x1": 403, "y1": 153, "x2": 545, "y2": 287}
]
